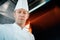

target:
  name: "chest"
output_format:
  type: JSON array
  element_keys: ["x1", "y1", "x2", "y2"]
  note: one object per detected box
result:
[{"x1": 3, "y1": 27, "x2": 31, "y2": 40}]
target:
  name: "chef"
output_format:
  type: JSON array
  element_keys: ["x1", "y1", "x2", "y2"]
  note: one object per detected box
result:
[{"x1": 0, "y1": 0, "x2": 35, "y2": 40}]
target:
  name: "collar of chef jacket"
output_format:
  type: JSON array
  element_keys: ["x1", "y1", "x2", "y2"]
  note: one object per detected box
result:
[{"x1": 13, "y1": 23, "x2": 29, "y2": 32}]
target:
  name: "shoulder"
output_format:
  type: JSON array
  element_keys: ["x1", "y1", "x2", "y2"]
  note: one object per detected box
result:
[
  {"x1": 31, "y1": 33, "x2": 35, "y2": 40},
  {"x1": 3, "y1": 23, "x2": 13, "y2": 25},
  {"x1": 0, "y1": 23, "x2": 13, "y2": 26},
  {"x1": 0, "y1": 24, "x2": 4, "y2": 30},
  {"x1": 0, "y1": 23, "x2": 14, "y2": 30},
  {"x1": 28, "y1": 32, "x2": 35, "y2": 40}
]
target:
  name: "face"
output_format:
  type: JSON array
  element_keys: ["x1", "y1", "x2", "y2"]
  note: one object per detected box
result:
[{"x1": 14, "y1": 8, "x2": 29, "y2": 24}]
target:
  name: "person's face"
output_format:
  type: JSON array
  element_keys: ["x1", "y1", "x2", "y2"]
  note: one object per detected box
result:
[{"x1": 14, "y1": 8, "x2": 29, "y2": 24}]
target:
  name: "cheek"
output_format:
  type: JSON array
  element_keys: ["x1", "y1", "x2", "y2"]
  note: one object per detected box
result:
[
  {"x1": 25, "y1": 15, "x2": 29, "y2": 19},
  {"x1": 14, "y1": 14, "x2": 19, "y2": 20}
]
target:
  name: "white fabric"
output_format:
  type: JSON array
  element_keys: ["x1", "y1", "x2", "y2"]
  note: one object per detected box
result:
[
  {"x1": 14, "y1": 0, "x2": 29, "y2": 11},
  {"x1": 0, "y1": 23, "x2": 35, "y2": 40}
]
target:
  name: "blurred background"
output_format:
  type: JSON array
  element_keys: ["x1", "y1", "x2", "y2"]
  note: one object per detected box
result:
[{"x1": 0, "y1": 0, "x2": 60, "y2": 40}]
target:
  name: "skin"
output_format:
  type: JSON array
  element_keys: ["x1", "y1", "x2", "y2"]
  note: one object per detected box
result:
[{"x1": 14, "y1": 8, "x2": 29, "y2": 29}]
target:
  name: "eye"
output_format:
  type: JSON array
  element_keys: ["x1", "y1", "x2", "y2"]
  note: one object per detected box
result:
[
  {"x1": 23, "y1": 11, "x2": 28, "y2": 14},
  {"x1": 23, "y1": 11, "x2": 26, "y2": 14},
  {"x1": 19, "y1": 11, "x2": 21, "y2": 13},
  {"x1": 17, "y1": 11, "x2": 21, "y2": 14}
]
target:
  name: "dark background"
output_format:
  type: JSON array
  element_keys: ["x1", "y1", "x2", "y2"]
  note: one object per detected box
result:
[{"x1": 30, "y1": 0, "x2": 60, "y2": 40}]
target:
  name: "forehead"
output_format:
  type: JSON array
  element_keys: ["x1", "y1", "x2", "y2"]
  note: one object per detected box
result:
[{"x1": 15, "y1": 8, "x2": 28, "y2": 13}]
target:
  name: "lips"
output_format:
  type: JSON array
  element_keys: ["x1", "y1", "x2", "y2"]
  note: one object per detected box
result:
[
  {"x1": 20, "y1": 18, "x2": 24, "y2": 20},
  {"x1": 19, "y1": 17, "x2": 25, "y2": 20}
]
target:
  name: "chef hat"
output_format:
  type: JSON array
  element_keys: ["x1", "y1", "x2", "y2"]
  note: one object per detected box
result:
[{"x1": 14, "y1": 0, "x2": 29, "y2": 12}]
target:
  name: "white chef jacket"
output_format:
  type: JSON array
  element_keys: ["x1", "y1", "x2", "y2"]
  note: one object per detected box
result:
[{"x1": 0, "y1": 23, "x2": 35, "y2": 40}]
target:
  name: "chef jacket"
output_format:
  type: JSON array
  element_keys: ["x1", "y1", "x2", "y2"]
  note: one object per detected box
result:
[{"x1": 0, "y1": 23, "x2": 35, "y2": 40}]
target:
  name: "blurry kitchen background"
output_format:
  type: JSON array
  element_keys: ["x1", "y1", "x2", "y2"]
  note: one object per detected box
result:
[
  {"x1": 0, "y1": 0, "x2": 49, "y2": 24},
  {"x1": 0, "y1": 0, "x2": 60, "y2": 40}
]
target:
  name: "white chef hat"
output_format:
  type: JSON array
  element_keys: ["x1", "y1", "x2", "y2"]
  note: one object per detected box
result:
[{"x1": 14, "y1": 0, "x2": 29, "y2": 12}]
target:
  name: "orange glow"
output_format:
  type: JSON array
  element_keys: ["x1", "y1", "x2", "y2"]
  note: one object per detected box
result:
[{"x1": 25, "y1": 22, "x2": 32, "y2": 33}]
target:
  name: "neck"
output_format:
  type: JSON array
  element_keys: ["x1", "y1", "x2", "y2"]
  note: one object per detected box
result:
[{"x1": 17, "y1": 22, "x2": 26, "y2": 29}]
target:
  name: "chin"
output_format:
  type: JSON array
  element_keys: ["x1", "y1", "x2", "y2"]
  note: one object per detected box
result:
[{"x1": 18, "y1": 20, "x2": 25, "y2": 23}]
